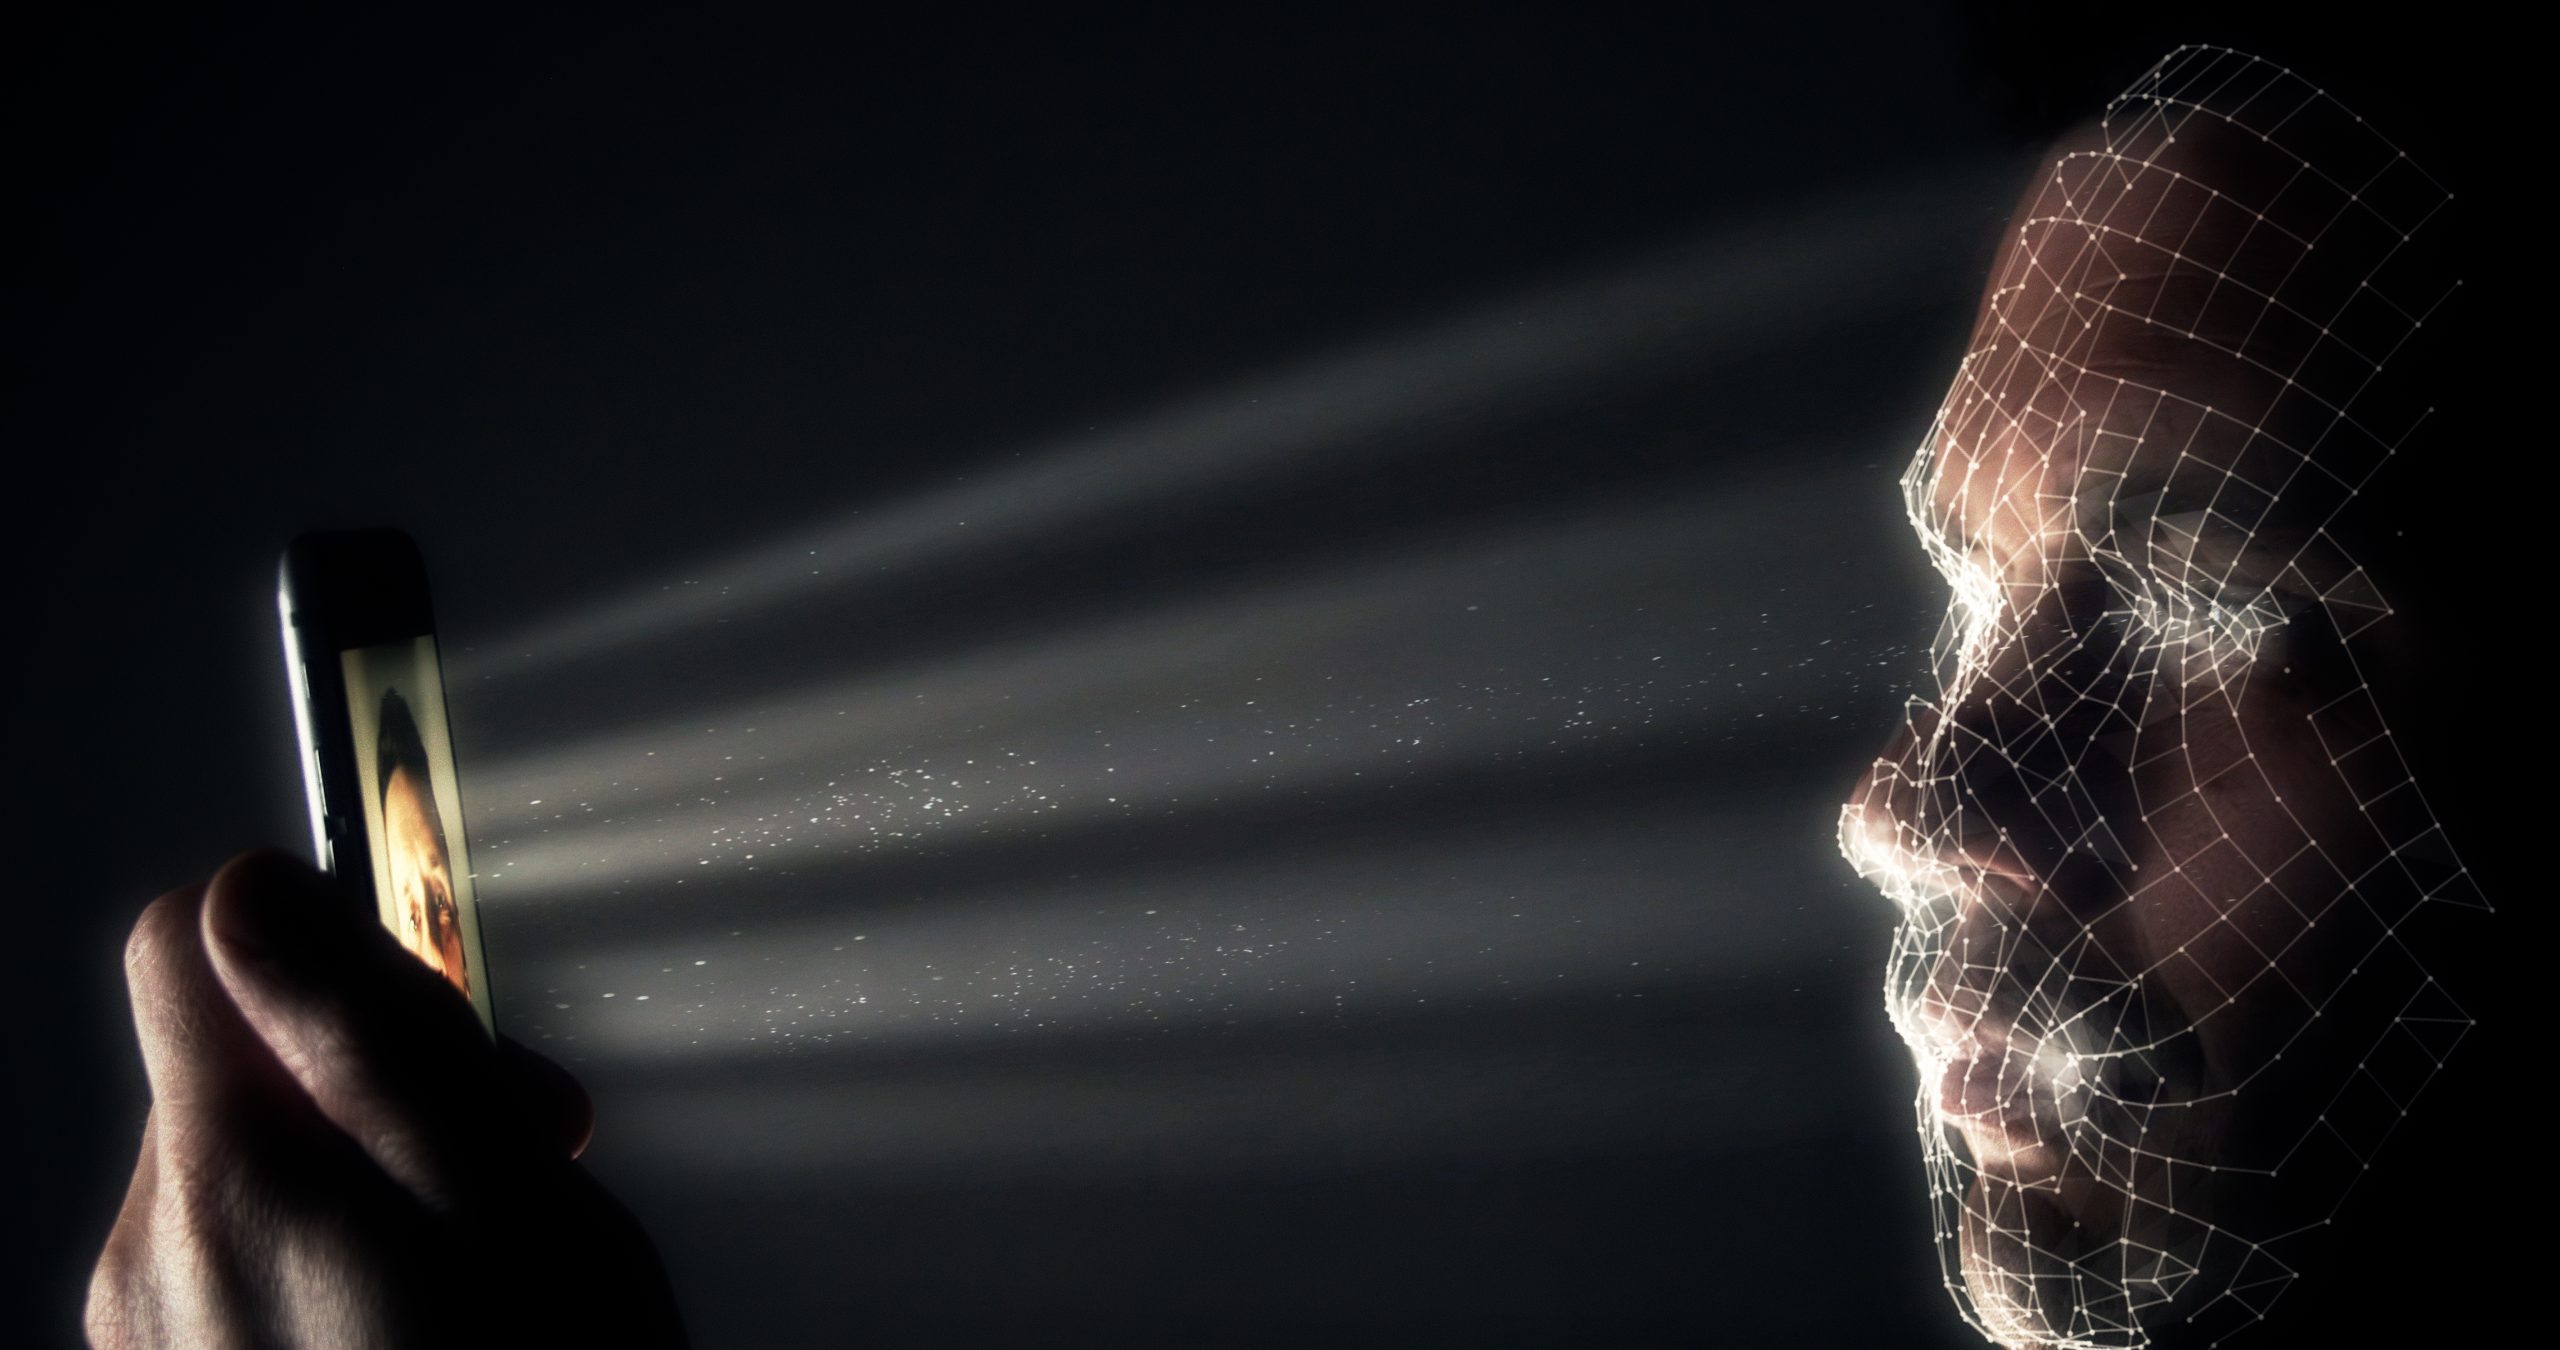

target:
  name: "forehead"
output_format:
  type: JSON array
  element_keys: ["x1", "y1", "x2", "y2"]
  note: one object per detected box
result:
[
  {"x1": 383, "y1": 765, "x2": 442, "y2": 835},
  {"x1": 1906, "y1": 123, "x2": 2412, "y2": 581}
]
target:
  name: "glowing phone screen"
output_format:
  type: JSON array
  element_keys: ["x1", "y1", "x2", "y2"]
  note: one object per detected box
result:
[{"x1": 337, "y1": 635, "x2": 494, "y2": 1031}]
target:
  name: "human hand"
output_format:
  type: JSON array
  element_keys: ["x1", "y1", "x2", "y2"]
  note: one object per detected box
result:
[{"x1": 86, "y1": 850, "x2": 687, "y2": 1348}]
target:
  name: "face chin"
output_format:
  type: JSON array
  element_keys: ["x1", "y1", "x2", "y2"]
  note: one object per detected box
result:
[
  {"x1": 1905, "y1": 975, "x2": 2236, "y2": 1348},
  {"x1": 1958, "y1": 1179, "x2": 2093, "y2": 1349},
  {"x1": 1952, "y1": 1128, "x2": 2206, "y2": 1347}
]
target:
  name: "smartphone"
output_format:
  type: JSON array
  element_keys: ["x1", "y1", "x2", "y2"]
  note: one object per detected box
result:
[{"x1": 279, "y1": 529, "x2": 495, "y2": 1034}]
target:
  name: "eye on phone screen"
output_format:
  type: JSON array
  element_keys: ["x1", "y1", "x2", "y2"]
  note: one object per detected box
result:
[{"x1": 337, "y1": 635, "x2": 493, "y2": 1030}]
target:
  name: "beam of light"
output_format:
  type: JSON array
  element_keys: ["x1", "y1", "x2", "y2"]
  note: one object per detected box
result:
[
  {"x1": 462, "y1": 459, "x2": 1921, "y2": 905},
  {"x1": 509, "y1": 779, "x2": 1864, "y2": 1069},
  {"x1": 520, "y1": 746, "x2": 1908, "y2": 1183},
  {"x1": 429, "y1": 162, "x2": 2016, "y2": 1230},
  {"x1": 449, "y1": 157, "x2": 2021, "y2": 687}
]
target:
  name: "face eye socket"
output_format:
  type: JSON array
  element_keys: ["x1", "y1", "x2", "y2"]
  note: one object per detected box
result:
[
  {"x1": 415, "y1": 845, "x2": 451, "y2": 899},
  {"x1": 1939, "y1": 570, "x2": 2136, "y2": 694}
]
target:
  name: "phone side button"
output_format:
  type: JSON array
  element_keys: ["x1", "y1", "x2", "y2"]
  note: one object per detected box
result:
[{"x1": 323, "y1": 814, "x2": 354, "y2": 874}]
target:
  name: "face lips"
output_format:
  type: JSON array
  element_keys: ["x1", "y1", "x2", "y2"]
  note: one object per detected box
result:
[
  {"x1": 1857, "y1": 774, "x2": 2225, "y2": 1192},
  {"x1": 1907, "y1": 892, "x2": 2214, "y2": 1212},
  {"x1": 1901, "y1": 865, "x2": 2126, "y2": 1183},
  {"x1": 1927, "y1": 1008, "x2": 2080, "y2": 1185}
]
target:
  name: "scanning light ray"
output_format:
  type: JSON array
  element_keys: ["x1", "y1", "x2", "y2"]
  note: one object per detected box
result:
[
  {"x1": 505, "y1": 786, "x2": 1858, "y2": 1067},
  {"x1": 462, "y1": 458, "x2": 1908, "y2": 902},
  {"x1": 481, "y1": 704, "x2": 1883, "y2": 988},
  {"x1": 450, "y1": 159, "x2": 2021, "y2": 685},
  {"x1": 465, "y1": 465, "x2": 1833, "y2": 802}
]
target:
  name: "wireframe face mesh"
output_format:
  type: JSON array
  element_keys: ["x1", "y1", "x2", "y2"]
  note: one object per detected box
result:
[{"x1": 1837, "y1": 44, "x2": 2481, "y2": 1349}]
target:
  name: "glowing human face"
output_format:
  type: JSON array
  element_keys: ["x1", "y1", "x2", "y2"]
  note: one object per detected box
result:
[
  {"x1": 1834, "y1": 49, "x2": 2471, "y2": 1350},
  {"x1": 1837, "y1": 387, "x2": 2404, "y2": 1348},
  {"x1": 383, "y1": 763, "x2": 469, "y2": 997}
]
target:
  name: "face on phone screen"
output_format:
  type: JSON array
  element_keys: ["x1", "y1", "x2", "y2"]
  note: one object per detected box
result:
[{"x1": 339, "y1": 635, "x2": 492, "y2": 1029}]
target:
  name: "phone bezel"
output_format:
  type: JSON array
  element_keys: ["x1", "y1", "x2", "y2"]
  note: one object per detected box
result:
[
  {"x1": 278, "y1": 529, "x2": 495, "y2": 1032},
  {"x1": 280, "y1": 529, "x2": 435, "y2": 891}
]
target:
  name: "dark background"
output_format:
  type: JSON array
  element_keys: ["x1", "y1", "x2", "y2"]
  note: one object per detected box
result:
[{"x1": 8, "y1": 5, "x2": 2498, "y2": 1347}]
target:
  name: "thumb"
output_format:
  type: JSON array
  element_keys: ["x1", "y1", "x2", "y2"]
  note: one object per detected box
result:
[{"x1": 200, "y1": 849, "x2": 526, "y2": 1211}]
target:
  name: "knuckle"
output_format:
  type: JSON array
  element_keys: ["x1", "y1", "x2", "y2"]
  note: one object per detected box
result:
[
  {"x1": 122, "y1": 887, "x2": 205, "y2": 994},
  {"x1": 82, "y1": 1299, "x2": 136, "y2": 1349},
  {"x1": 84, "y1": 1230, "x2": 152, "y2": 1350}
]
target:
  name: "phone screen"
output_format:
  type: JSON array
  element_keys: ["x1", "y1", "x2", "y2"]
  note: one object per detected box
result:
[{"x1": 336, "y1": 633, "x2": 494, "y2": 1031}]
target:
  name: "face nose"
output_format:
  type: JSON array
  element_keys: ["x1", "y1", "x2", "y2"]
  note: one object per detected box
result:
[
  {"x1": 1837, "y1": 693, "x2": 2025, "y2": 906},
  {"x1": 1839, "y1": 668, "x2": 2094, "y2": 1068},
  {"x1": 1842, "y1": 573, "x2": 2131, "y2": 910}
]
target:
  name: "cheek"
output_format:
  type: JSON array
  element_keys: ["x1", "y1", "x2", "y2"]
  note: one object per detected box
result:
[{"x1": 2117, "y1": 699, "x2": 2374, "y2": 1051}]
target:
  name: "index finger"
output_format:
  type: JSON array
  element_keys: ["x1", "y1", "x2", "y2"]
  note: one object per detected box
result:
[
  {"x1": 122, "y1": 883, "x2": 305, "y2": 1132},
  {"x1": 199, "y1": 850, "x2": 530, "y2": 1212}
]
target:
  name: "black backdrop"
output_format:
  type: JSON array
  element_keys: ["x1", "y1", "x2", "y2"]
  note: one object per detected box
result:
[{"x1": 9, "y1": 6, "x2": 2501, "y2": 1347}]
